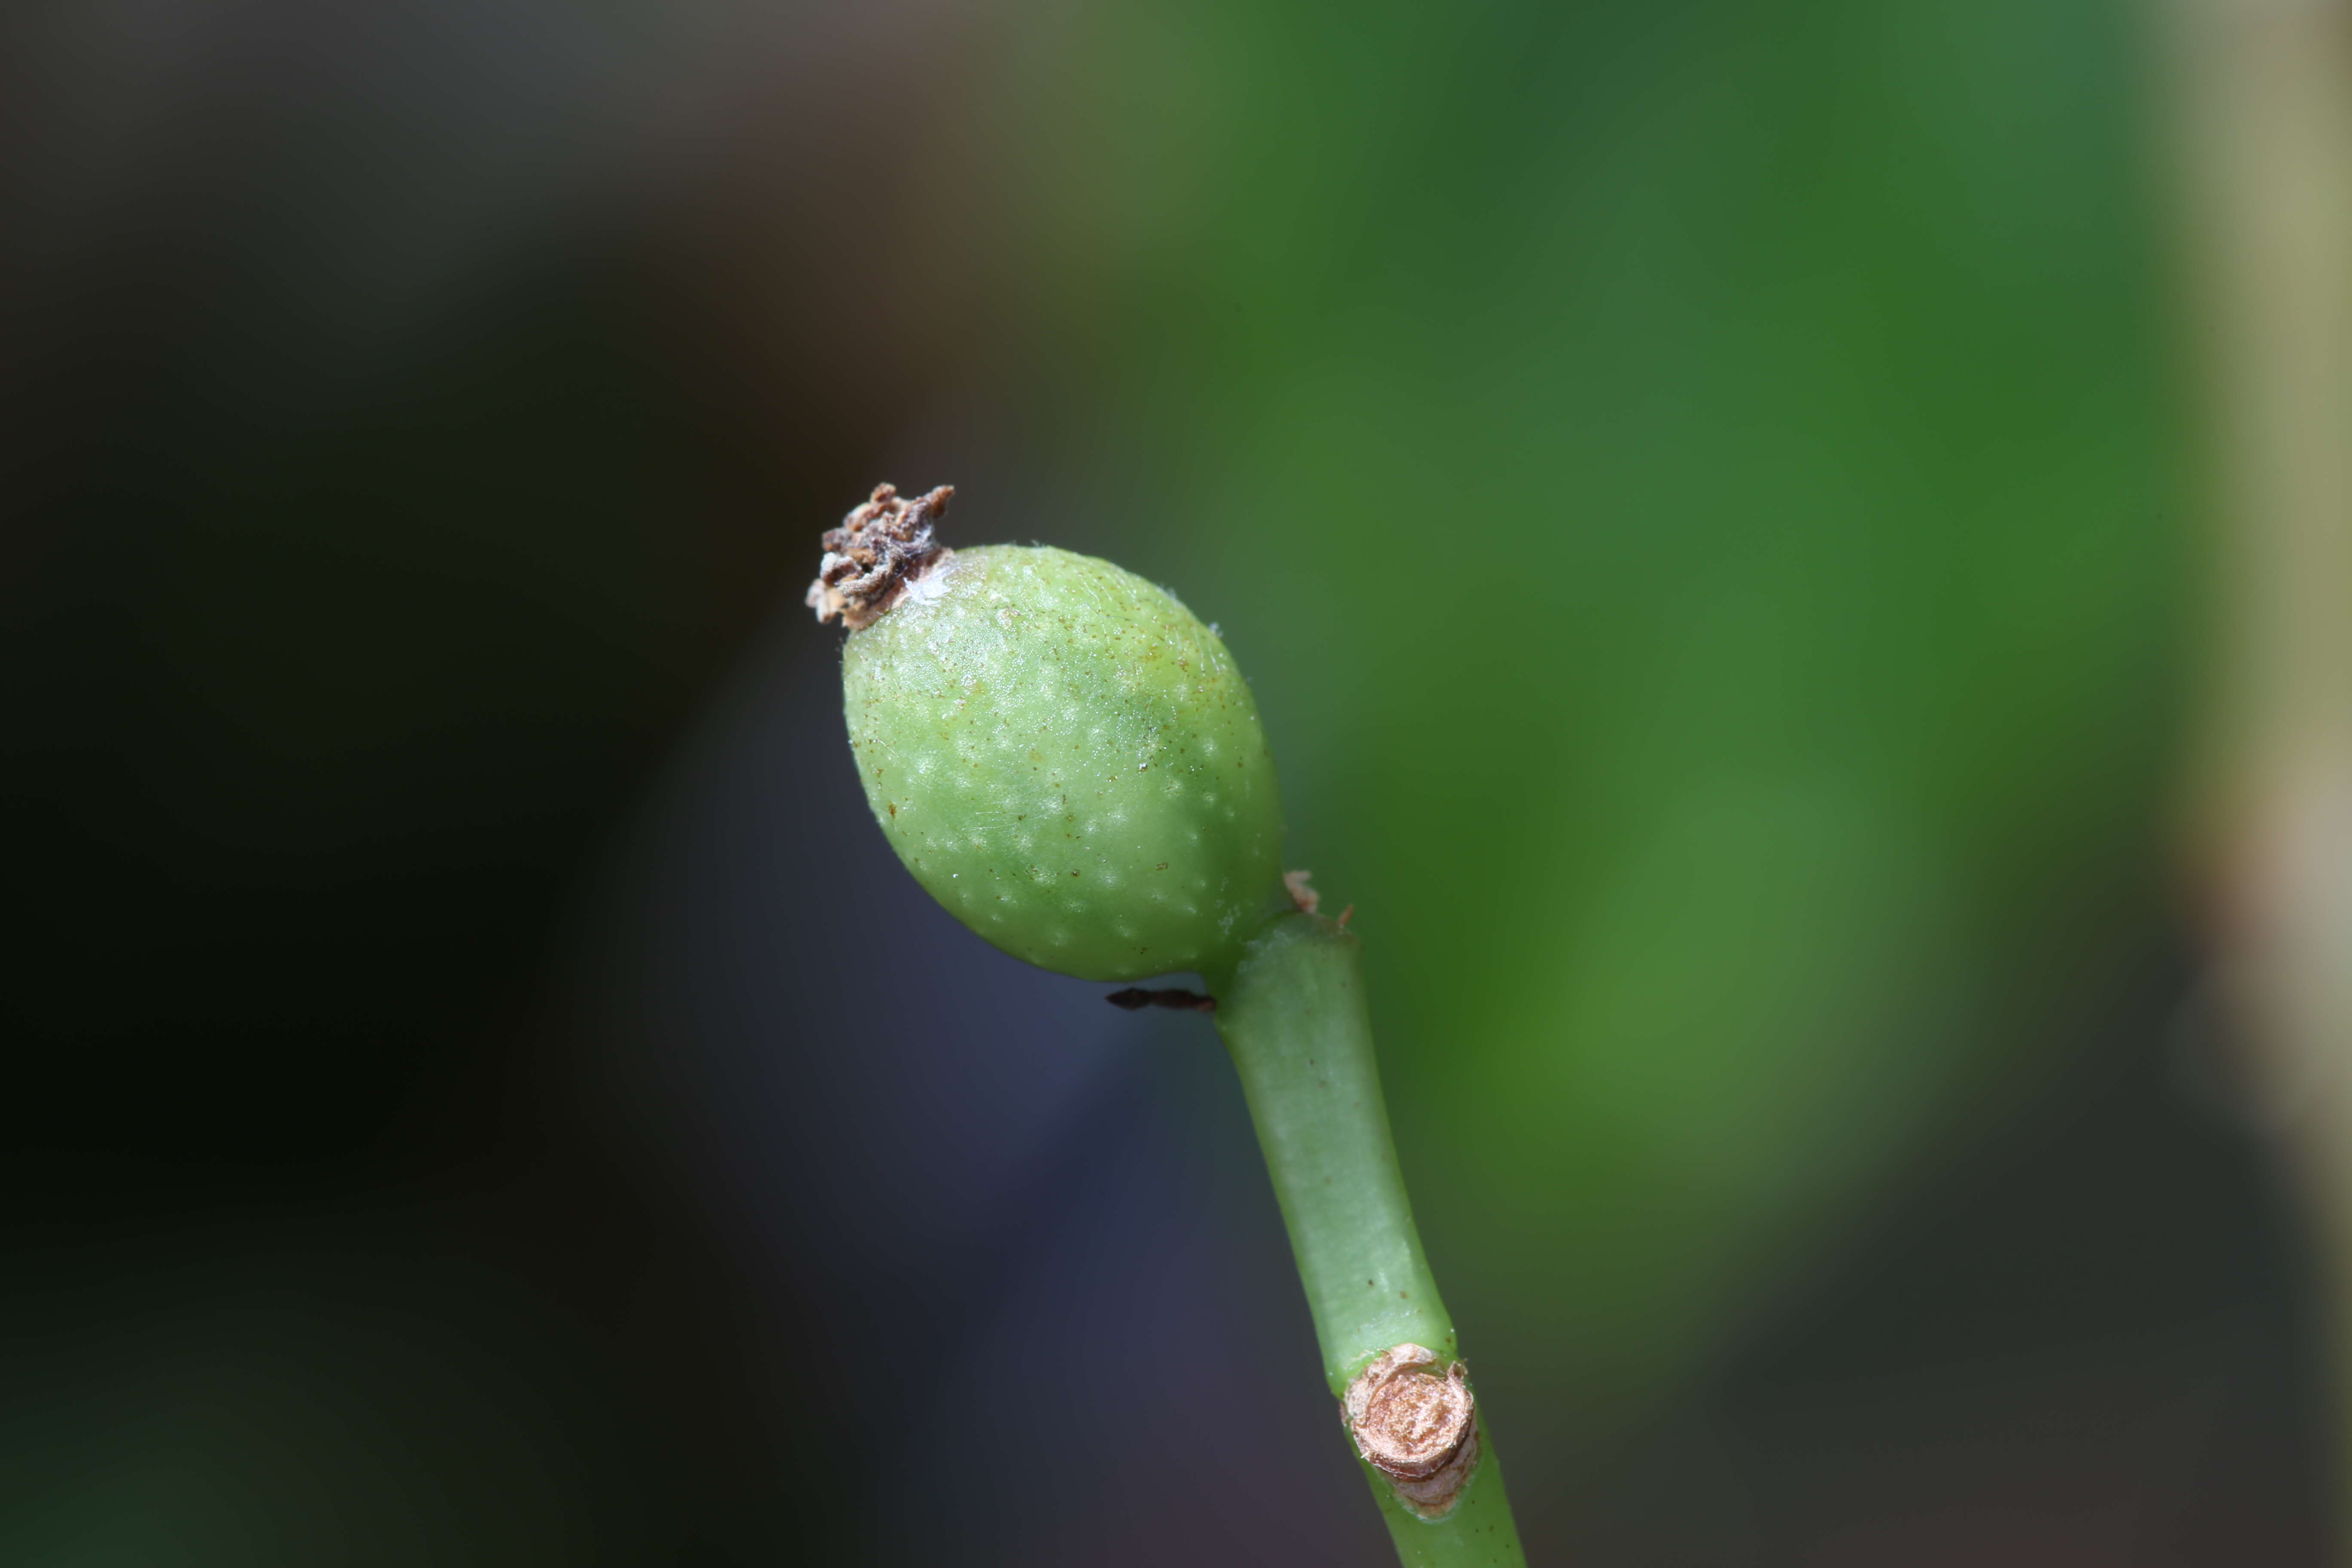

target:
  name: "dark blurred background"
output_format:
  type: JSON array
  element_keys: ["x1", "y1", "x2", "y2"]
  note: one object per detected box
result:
[{"x1": 2, "y1": 0, "x2": 2335, "y2": 1562}]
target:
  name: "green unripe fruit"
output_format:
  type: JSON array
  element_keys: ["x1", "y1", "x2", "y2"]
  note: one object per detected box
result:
[{"x1": 813, "y1": 484, "x2": 1285, "y2": 982}]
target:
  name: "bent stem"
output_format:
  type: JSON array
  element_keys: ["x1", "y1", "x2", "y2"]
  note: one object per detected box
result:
[{"x1": 1206, "y1": 912, "x2": 1528, "y2": 1567}]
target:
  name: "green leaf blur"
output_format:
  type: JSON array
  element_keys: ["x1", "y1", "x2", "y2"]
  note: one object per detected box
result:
[{"x1": 973, "y1": 0, "x2": 2177, "y2": 1418}]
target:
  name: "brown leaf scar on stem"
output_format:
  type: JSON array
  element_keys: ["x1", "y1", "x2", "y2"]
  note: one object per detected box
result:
[
  {"x1": 807, "y1": 482, "x2": 955, "y2": 630},
  {"x1": 1342, "y1": 1344, "x2": 1479, "y2": 1519}
]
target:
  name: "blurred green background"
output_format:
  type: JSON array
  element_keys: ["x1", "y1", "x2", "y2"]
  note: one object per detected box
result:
[
  {"x1": 977, "y1": 0, "x2": 2179, "y2": 1397},
  {"x1": 2, "y1": 0, "x2": 2322, "y2": 1562}
]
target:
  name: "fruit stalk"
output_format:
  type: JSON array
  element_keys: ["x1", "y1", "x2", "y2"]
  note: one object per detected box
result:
[{"x1": 1208, "y1": 913, "x2": 1527, "y2": 1566}]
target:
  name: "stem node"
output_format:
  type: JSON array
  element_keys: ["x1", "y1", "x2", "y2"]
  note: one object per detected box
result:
[{"x1": 1344, "y1": 1344, "x2": 1480, "y2": 1519}]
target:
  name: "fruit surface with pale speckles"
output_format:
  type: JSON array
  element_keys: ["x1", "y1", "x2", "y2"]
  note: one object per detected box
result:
[{"x1": 842, "y1": 545, "x2": 1285, "y2": 981}]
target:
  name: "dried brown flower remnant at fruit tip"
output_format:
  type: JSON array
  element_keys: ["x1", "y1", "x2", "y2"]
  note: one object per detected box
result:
[
  {"x1": 1343, "y1": 1344, "x2": 1479, "y2": 1519},
  {"x1": 807, "y1": 483, "x2": 955, "y2": 629}
]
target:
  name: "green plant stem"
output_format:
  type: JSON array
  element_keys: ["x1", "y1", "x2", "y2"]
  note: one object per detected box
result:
[{"x1": 1207, "y1": 912, "x2": 1528, "y2": 1567}]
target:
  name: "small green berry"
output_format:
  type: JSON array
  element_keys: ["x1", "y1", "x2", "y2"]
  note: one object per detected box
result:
[{"x1": 813, "y1": 484, "x2": 1286, "y2": 981}]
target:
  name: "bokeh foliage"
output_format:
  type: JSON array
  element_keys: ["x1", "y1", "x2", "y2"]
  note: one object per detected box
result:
[{"x1": 974, "y1": 0, "x2": 2179, "y2": 1412}]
